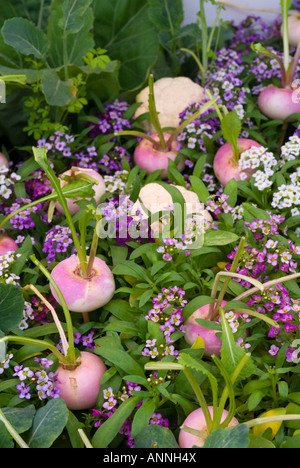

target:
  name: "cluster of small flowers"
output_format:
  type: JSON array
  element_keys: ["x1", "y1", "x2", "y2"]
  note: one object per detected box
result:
[
  {"x1": 73, "y1": 146, "x2": 99, "y2": 170},
  {"x1": 238, "y1": 146, "x2": 277, "y2": 191},
  {"x1": 4, "y1": 199, "x2": 43, "y2": 231},
  {"x1": 91, "y1": 382, "x2": 169, "y2": 448},
  {"x1": 99, "y1": 195, "x2": 151, "y2": 246},
  {"x1": 0, "y1": 353, "x2": 13, "y2": 375},
  {"x1": 227, "y1": 215, "x2": 299, "y2": 285},
  {"x1": 223, "y1": 310, "x2": 251, "y2": 337},
  {"x1": 271, "y1": 176, "x2": 300, "y2": 214},
  {"x1": 42, "y1": 225, "x2": 73, "y2": 264},
  {"x1": 279, "y1": 135, "x2": 300, "y2": 167},
  {"x1": 98, "y1": 146, "x2": 132, "y2": 175},
  {"x1": 18, "y1": 301, "x2": 35, "y2": 330},
  {"x1": 24, "y1": 169, "x2": 52, "y2": 201},
  {"x1": 206, "y1": 193, "x2": 233, "y2": 219},
  {"x1": 246, "y1": 284, "x2": 300, "y2": 362},
  {"x1": 229, "y1": 15, "x2": 270, "y2": 48},
  {"x1": 0, "y1": 164, "x2": 21, "y2": 200},
  {"x1": 143, "y1": 287, "x2": 187, "y2": 359},
  {"x1": 57, "y1": 330, "x2": 96, "y2": 355},
  {"x1": 0, "y1": 251, "x2": 21, "y2": 285},
  {"x1": 87, "y1": 99, "x2": 132, "y2": 139},
  {"x1": 13, "y1": 358, "x2": 60, "y2": 401},
  {"x1": 157, "y1": 237, "x2": 191, "y2": 262},
  {"x1": 37, "y1": 131, "x2": 75, "y2": 158},
  {"x1": 178, "y1": 103, "x2": 223, "y2": 152},
  {"x1": 104, "y1": 170, "x2": 130, "y2": 194}
]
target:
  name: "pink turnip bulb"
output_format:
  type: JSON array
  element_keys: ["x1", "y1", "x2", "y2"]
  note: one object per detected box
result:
[
  {"x1": 55, "y1": 351, "x2": 107, "y2": 410},
  {"x1": 50, "y1": 255, "x2": 115, "y2": 313},
  {"x1": 56, "y1": 167, "x2": 106, "y2": 215},
  {"x1": 0, "y1": 152, "x2": 9, "y2": 169},
  {"x1": 0, "y1": 235, "x2": 18, "y2": 255},
  {"x1": 178, "y1": 406, "x2": 239, "y2": 448},
  {"x1": 258, "y1": 85, "x2": 300, "y2": 121},
  {"x1": 281, "y1": 11, "x2": 300, "y2": 47},
  {"x1": 184, "y1": 301, "x2": 227, "y2": 356},
  {"x1": 133, "y1": 133, "x2": 185, "y2": 179},
  {"x1": 213, "y1": 138, "x2": 262, "y2": 187}
]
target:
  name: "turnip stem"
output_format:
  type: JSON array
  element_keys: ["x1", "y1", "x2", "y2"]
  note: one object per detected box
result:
[
  {"x1": 281, "y1": 0, "x2": 292, "y2": 72},
  {"x1": 0, "y1": 335, "x2": 65, "y2": 363},
  {"x1": 0, "y1": 408, "x2": 29, "y2": 448},
  {"x1": 30, "y1": 254, "x2": 75, "y2": 357},
  {"x1": 23, "y1": 284, "x2": 69, "y2": 356},
  {"x1": 183, "y1": 367, "x2": 213, "y2": 433}
]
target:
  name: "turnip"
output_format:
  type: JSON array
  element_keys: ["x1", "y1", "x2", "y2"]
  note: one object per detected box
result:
[
  {"x1": 31, "y1": 147, "x2": 115, "y2": 321},
  {"x1": 56, "y1": 166, "x2": 106, "y2": 215},
  {"x1": 0, "y1": 277, "x2": 107, "y2": 411},
  {"x1": 0, "y1": 234, "x2": 18, "y2": 255},
  {"x1": 55, "y1": 351, "x2": 107, "y2": 410},
  {"x1": 281, "y1": 10, "x2": 300, "y2": 48},
  {"x1": 0, "y1": 152, "x2": 9, "y2": 169},
  {"x1": 50, "y1": 255, "x2": 115, "y2": 314},
  {"x1": 213, "y1": 138, "x2": 262, "y2": 187},
  {"x1": 253, "y1": 2, "x2": 300, "y2": 121},
  {"x1": 184, "y1": 301, "x2": 227, "y2": 356},
  {"x1": 178, "y1": 406, "x2": 239, "y2": 448},
  {"x1": 116, "y1": 74, "x2": 218, "y2": 178}
]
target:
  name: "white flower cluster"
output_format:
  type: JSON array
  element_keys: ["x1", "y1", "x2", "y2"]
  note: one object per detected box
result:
[
  {"x1": 104, "y1": 170, "x2": 130, "y2": 194},
  {"x1": 0, "y1": 164, "x2": 21, "y2": 199},
  {"x1": 19, "y1": 302, "x2": 35, "y2": 330},
  {"x1": 0, "y1": 251, "x2": 21, "y2": 285},
  {"x1": 279, "y1": 135, "x2": 300, "y2": 167},
  {"x1": 0, "y1": 353, "x2": 13, "y2": 375},
  {"x1": 238, "y1": 146, "x2": 277, "y2": 191}
]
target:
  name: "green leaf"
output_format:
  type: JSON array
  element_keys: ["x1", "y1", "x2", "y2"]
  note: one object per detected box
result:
[
  {"x1": 41, "y1": 70, "x2": 74, "y2": 107},
  {"x1": 27, "y1": 399, "x2": 69, "y2": 448},
  {"x1": 204, "y1": 230, "x2": 239, "y2": 246},
  {"x1": 224, "y1": 178, "x2": 238, "y2": 207},
  {"x1": 58, "y1": 0, "x2": 94, "y2": 35},
  {"x1": 2, "y1": 405, "x2": 35, "y2": 435},
  {"x1": 189, "y1": 175, "x2": 210, "y2": 203},
  {"x1": 2, "y1": 18, "x2": 50, "y2": 59},
  {"x1": 131, "y1": 398, "x2": 156, "y2": 437},
  {"x1": 92, "y1": 396, "x2": 142, "y2": 448},
  {"x1": 135, "y1": 424, "x2": 179, "y2": 448},
  {"x1": 221, "y1": 111, "x2": 241, "y2": 158},
  {"x1": 0, "y1": 284, "x2": 24, "y2": 335},
  {"x1": 203, "y1": 424, "x2": 249, "y2": 448},
  {"x1": 95, "y1": 346, "x2": 145, "y2": 377}
]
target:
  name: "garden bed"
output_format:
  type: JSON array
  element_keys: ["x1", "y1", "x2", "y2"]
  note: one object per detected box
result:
[{"x1": 0, "y1": 0, "x2": 300, "y2": 450}]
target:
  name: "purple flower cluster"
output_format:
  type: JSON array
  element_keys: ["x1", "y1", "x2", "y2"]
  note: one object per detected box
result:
[
  {"x1": 37, "y1": 131, "x2": 75, "y2": 158},
  {"x1": 4, "y1": 199, "x2": 43, "y2": 230},
  {"x1": 156, "y1": 237, "x2": 192, "y2": 262},
  {"x1": 143, "y1": 287, "x2": 187, "y2": 359},
  {"x1": 24, "y1": 169, "x2": 52, "y2": 200},
  {"x1": 91, "y1": 380, "x2": 169, "y2": 448},
  {"x1": 57, "y1": 330, "x2": 97, "y2": 354},
  {"x1": 42, "y1": 225, "x2": 73, "y2": 264},
  {"x1": 98, "y1": 146, "x2": 132, "y2": 175},
  {"x1": 229, "y1": 15, "x2": 270, "y2": 48},
  {"x1": 13, "y1": 358, "x2": 60, "y2": 401},
  {"x1": 246, "y1": 284, "x2": 300, "y2": 362},
  {"x1": 87, "y1": 99, "x2": 132, "y2": 139}
]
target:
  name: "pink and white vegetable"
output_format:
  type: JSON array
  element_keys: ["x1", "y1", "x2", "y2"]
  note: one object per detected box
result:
[
  {"x1": 0, "y1": 152, "x2": 9, "y2": 169},
  {"x1": 178, "y1": 406, "x2": 239, "y2": 448},
  {"x1": 258, "y1": 85, "x2": 300, "y2": 121},
  {"x1": 56, "y1": 167, "x2": 106, "y2": 215},
  {"x1": 281, "y1": 10, "x2": 300, "y2": 47},
  {"x1": 213, "y1": 138, "x2": 262, "y2": 187},
  {"x1": 50, "y1": 255, "x2": 115, "y2": 314},
  {"x1": 0, "y1": 235, "x2": 18, "y2": 255},
  {"x1": 55, "y1": 351, "x2": 107, "y2": 410}
]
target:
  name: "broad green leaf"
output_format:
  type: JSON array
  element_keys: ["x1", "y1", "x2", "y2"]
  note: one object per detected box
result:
[
  {"x1": 131, "y1": 398, "x2": 156, "y2": 437},
  {"x1": 58, "y1": 0, "x2": 94, "y2": 35},
  {"x1": 92, "y1": 396, "x2": 142, "y2": 448},
  {"x1": 220, "y1": 308, "x2": 255, "y2": 382},
  {"x1": 27, "y1": 399, "x2": 69, "y2": 448},
  {"x1": 202, "y1": 424, "x2": 249, "y2": 448},
  {"x1": 134, "y1": 424, "x2": 179, "y2": 448},
  {"x1": 0, "y1": 284, "x2": 24, "y2": 334},
  {"x1": 95, "y1": 346, "x2": 145, "y2": 377},
  {"x1": 41, "y1": 70, "x2": 74, "y2": 107},
  {"x1": 2, "y1": 405, "x2": 35, "y2": 434},
  {"x1": 204, "y1": 230, "x2": 239, "y2": 246},
  {"x1": 224, "y1": 178, "x2": 237, "y2": 207},
  {"x1": 189, "y1": 175, "x2": 210, "y2": 203},
  {"x1": 221, "y1": 111, "x2": 241, "y2": 157},
  {"x1": 2, "y1": 18, "x2": 50, "y2": 59}
]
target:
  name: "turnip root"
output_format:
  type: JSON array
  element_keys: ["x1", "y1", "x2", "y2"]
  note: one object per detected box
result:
[
  {"x1": 281, "y1": 10, "x2": 300, "y2": 47},
  {"x1": 134, "y1": 76, "x2": 206, "y2": 133},
  {"x1": 0, "y1": 234, "x2": 18, "y2": 255},
  {"x1": 0, "y1": 152, "x2": 9, "y2": 169},
  {"x1": 55, "y1": 351, "x2": 107, "y2": 410},
  {"x1": 178, "y1": 406, "x2": 239, "y2": 448},
  {"x1": 50, "y1": 255, "x2": 115, "y2": 313},
  {"x1": 184, "y1": 301, "x2": 227, "y2": 356},
  {"x1": 133, "y1": 133, "x2": 185, "y2": 178},
  {"x1": 213, "y1": 138, "x2": 262, "y2": 187},
  {"x1": 258, "y1": 85, "x2": 300, "y2": 121},
  {"x1": 131, "y1": 182, "x2": 212, "y2": 236},
  {"x1": 56, "y1": 167, "x2": 106, "y2": 215}
]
